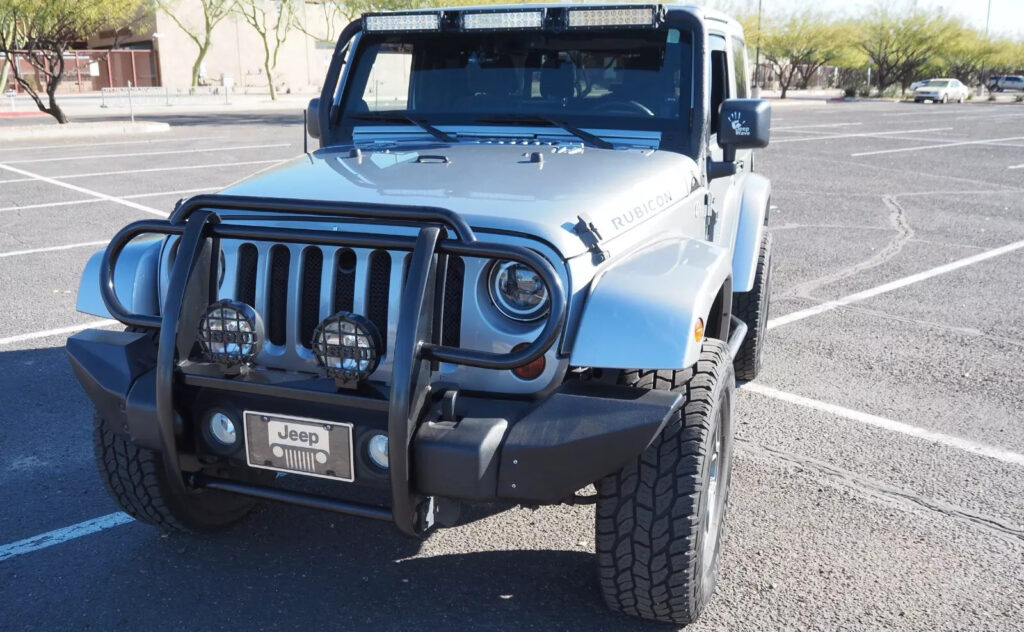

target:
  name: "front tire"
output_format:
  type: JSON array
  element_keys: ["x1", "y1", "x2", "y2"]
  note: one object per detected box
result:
[
  {"x1": 596, "y1": 340, "x2": 735, "y2": 625},
  {"x1": 94, "y1": 411, "x2": 259, "y2": 533},
  {"x1": 732, "y1": 232, "x2": 773, "y2": 381}
]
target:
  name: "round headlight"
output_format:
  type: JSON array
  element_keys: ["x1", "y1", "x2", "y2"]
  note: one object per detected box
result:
[
  {"x1": 197, "y1": 300, "x2": 262, "y2": 366},
  {"x1": 488, "y1": 260, "x2": 550, "y2": 322},
  {"x1": 312, "y1": 312, "x2": 382, "y2": 384}
]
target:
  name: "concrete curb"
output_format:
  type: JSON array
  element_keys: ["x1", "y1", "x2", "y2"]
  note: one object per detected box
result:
[{"x1": 0, "y1": 121, "x2": 170, "y2": 142}]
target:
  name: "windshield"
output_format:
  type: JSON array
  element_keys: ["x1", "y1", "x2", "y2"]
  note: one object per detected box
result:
[
  {"x1": 925, "y1": 80, "x2": 950, "y2": 87},
  {"x1": 338, "y1": 28, "x2": 694, "y2": 146}
]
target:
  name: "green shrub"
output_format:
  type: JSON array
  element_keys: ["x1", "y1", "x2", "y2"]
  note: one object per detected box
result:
[
  {"x1": 844, "y1": 87, "x2": 856, "y2": 98},
  {"x1": 1016, "y1": 94, "x2": 1024, "y2": 102},
  {"x1": 988, "y1": 94, "x2": 997, "y2": 101}
]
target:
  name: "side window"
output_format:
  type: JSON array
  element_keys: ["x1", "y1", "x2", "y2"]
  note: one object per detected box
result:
[
  {"x1": 709, "y1": 34, "x2": 728, "y2": 135},
  {"x1": 731, "y1": 37, "x2": 749, "y2": 98}
]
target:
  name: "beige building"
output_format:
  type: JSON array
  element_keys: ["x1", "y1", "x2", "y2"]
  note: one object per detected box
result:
[{"x1": 86, "y1": 1, "x2": 345, "y2": 94}]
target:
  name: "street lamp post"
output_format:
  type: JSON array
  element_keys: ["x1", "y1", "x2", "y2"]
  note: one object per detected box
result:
[{"x1": 753, "y1": 0, "x2": 763, "y2": 97}]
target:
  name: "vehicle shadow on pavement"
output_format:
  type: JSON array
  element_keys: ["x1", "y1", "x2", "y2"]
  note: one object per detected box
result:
[{"x1": 0, "y1": 347, "x2": 673, "y2": 631}]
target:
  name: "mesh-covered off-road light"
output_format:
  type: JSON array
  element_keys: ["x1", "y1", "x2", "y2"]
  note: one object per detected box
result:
[
  {"x1": 312, "y1": 312, "x2": 382, "y2": 383},
  {"x1": 197, "y1": 300, "x2": 263, "y2": 366},
  {"x1": 462, "y1": 10, "x2": 544, "y2": 30},
  {"x1": 488, "y1": 260, "x2": 550, "y2": 322},
  {"x1": 363, "y1": 12, "x2": 440, "y2": 32},
  {"x1": 566, "y1": 6, "x2": 657, "y2": 28}
]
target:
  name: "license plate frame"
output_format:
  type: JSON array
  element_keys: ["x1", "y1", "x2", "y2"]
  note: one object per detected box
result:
[{"x1": 243, "y1": 410, "x2": 355, "y2": 482}]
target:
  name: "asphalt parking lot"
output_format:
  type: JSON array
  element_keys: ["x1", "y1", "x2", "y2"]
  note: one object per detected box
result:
[{"x1": 1, "y1": 101, "x2": 1023, "y2": 631}]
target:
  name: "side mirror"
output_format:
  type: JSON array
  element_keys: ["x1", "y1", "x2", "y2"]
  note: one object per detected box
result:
[
  {"x1": 717, "y1": 98, "x2": 771, "y2": 160},
  {"x1": 307, "y1": 98, "x2": 321, "y2": 140}
]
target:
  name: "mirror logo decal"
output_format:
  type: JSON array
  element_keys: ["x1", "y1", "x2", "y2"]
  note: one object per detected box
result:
[{"x1": 728, "y1": 112, "x2": 751, "y2": 136}]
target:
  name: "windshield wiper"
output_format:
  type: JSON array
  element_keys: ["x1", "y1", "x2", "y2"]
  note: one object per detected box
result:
[
  {"x1": 346, "y1": 111, "x2": 457, "y2": 143},
  {"x1": 474, "y1": 114, "x2": 616, "y2": 150}
]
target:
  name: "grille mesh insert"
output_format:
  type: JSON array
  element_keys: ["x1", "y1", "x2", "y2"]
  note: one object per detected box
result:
[
  {"x1": 236, "y1": 243, "x2": 258, "y2": 307},
  {"x1": 268, "y1": 246, "x2": 290, "y2": 346},
  {"x1": 367, "y1": 250, "x2": 391, "y2": 354},
  {"x1": 299, "y1": 248, "x2": 323, "y2": 349},
  {"x1": 442, "y1": 256, "x2": 464, "y2": 348}
]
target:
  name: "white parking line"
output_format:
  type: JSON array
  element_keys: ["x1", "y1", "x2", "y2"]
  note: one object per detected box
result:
[
  {"x1": 0, "y1": 186, "x2": 223, "y2": 213},
  {"x1": 5, "y1": 143, "x2": 291, "y2": 164},
  {"x1": 773, "y1": 122, "x2": 863, "y2": 131},
  {"x1": 0, "y1": 163, "x2": 168, "y2": 217},
  {"x1": 744, "y1": 383, "x2": 1024, "y2": 467},
  {"x1": 0, "y1": 159, "x2": 284, "y2": 184},
  {"x1": 0, "y1": 319, "x2": 118, "y2": 346},
  {"x1": 772, "y1": 127, "x2": 954, "y2": 144},
  {"x1": 0, "y1": 240, "x2": 107, "y2": 258},
  {"x1": 0, "y1": 135, "x2": 225, "y2": 153},
  {"x1": 851, "y1": 135, "x2": 1024, "y2": 157},
  {"x1": 0, "y1": 513, "x2": 134, "y2": 563},
  {"x1": 767, "y1": 238, "x2": 1024, "y2": 329},
  {"x1": 1009, "y1": 164, "x2": 1024, "y2": 170}
]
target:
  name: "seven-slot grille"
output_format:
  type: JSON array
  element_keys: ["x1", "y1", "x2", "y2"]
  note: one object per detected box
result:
[{"x1": 220, "y1": 241, "x2": 464, "y2": 380}]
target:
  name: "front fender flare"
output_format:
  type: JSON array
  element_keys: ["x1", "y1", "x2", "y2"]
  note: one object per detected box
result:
[
  {"x1": 75, "y1": 237, "x2": 163, "y2": 319},
  {"x1": 569, "y1": 238, "x2": 732, "y2": 370},
  {"x1": 732, "y1": 173, "x2": 771, "y2": 293}
]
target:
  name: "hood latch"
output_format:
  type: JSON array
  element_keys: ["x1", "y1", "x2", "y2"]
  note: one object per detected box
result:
[{"x1": 573, "y1": 214, "x2": 607, "y2": 264}]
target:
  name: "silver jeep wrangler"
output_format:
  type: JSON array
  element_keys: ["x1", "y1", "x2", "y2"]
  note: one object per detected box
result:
[{"x1": 68, "y1": 4, "x2": 772, "y2": 625}]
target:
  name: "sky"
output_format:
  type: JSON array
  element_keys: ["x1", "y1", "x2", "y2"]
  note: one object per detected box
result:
[{"x1": 728, "y1": 0, "x2": 1024, "y2": 38}]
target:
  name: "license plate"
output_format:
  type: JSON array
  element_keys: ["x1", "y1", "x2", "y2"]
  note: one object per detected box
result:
[{"x1": 244, "y1": 411, "x2": 354, "y2": 482}]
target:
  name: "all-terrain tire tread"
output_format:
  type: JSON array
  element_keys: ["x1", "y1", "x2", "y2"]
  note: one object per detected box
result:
[
  {"x1": 732, "y1": 232, "x2": 772, "y2": 381},
  {"x1": 93, "y1": 413, "x2": 195, "y2": 532},
  {"x1": 596, "y1": 340, "x2": 733, "y2": 625}
]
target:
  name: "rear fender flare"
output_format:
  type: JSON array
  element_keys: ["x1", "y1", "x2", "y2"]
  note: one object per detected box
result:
[
  {"x1": 569, "y1": 238, "x2": 732, "y2": 370},
  {"x1": 76, "y1": 238, "x2": 163, "y2": 319},
  {"x1": 731, "y1": 173, "x2": 771, "y2": 293}
]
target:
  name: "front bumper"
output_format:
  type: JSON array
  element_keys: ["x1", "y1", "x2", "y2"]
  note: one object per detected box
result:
[
  {"x1": 68, "y1": 327, "x2": 681, "y2": 527},
  {"x1": 68, "y1": 194, "x2": 680, "y2": 536}
]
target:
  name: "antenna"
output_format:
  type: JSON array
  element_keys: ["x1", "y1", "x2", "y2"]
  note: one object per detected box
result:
[{"x1": 303, "y1": 109, "x2": 309, "y2": 155}]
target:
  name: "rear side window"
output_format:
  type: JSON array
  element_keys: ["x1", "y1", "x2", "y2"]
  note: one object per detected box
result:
[{"x1": 731, "y1": 37, "x2": 748, "y2": 98}]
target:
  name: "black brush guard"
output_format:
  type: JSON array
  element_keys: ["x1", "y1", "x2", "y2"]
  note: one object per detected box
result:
[{"x1": 91, "y1": 194, "x2": 566, "y2": 536}]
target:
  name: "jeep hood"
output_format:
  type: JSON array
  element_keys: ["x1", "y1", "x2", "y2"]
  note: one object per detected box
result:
[{"x1": 220, "y1": 143, "x2": 700, "y2": 259}]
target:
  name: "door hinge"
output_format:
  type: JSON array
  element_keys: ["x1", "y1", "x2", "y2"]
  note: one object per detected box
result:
[{"x1": 573, "y1": 214, "x2": 607, "y2": 264}]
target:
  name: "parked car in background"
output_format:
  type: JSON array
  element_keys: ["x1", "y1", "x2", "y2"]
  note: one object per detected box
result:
[
  {"x1": 995, "y1": 75, "x2": 1024, "y2": 92},
  {"x1": 913, "y1": 78, "x2": 969, "y2": 103},
  {"x1": 987, "y1": 75, "x2": 1003, "y2": 90}
]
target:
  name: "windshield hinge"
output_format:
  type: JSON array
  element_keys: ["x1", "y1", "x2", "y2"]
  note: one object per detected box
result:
[{"x1": 573, "y1": 214, "x2": 607, "y2": 264}]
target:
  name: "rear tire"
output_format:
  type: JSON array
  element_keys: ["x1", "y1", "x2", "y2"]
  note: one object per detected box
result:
[
  {"x1": 93, "y1": 411, "x2": 258, "y2": 533},
  {"x1": 732, "y1": 232, "x2": 773, "y2": 381},
  {"x1": 596, "y1": 341, "x2": 735, "y2": 625}
]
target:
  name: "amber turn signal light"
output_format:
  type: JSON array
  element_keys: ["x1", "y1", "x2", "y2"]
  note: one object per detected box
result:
[
  {"x1": 694, "y1": 318, "x2": 705, "y2": 342},
  {"x1": 511, "y1": 342, "x2": 546, "y2": 380}
]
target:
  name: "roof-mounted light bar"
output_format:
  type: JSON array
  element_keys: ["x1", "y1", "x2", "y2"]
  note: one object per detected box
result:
[
  {"x1": 566, "y1": 6, "x2": 659, "y2": 28},
  {"x1": 363, "y1": 12, "x2": 441, "y2": 32},
  {"x1": 461, "y1": 9, "x2": 544, "y2": 31}
]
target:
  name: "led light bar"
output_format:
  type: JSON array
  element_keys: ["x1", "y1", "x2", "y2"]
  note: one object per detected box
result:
[
  {"x1": 462, "y1": 10, "x2": 544, "y2": 30},
  {"x1": 567, "y1": 6, "x2": 657, "y2": 28},
  {"x1": 363, "y1": 12, "x2": 441, "y2": 32}
]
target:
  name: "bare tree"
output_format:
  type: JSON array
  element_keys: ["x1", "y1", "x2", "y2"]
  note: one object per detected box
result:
[
  {"x1": 0, "y1": 0, "x2": 144, "y2": 123},
  {"x1": 232, "y1": 0, "x2": 296, "y2": 100},
  {"x1": 153, "y1": 0, "x2": 233, "y2": 87}
]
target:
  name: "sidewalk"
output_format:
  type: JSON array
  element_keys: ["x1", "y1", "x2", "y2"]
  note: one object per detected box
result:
[{"x1": 0, "y1": 91, "x2": 313, "y2": 125}]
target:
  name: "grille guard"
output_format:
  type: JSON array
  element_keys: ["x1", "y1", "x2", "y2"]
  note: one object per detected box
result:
[{"x1": 98, "y1": 194, "x2": 566, "y2": 536}]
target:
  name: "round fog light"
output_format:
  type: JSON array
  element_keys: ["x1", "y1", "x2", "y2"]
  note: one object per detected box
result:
[
  {"x1": 197, "y1": 299, "x2": 262, "y2": 366},
  {"x1": 208, "y1": 412, "x2": 238, "y2": 446},
  {"x1": 367, "y1": 433, "x2": 389, "y2": 469},
  {"x1": 312, "y1": 312, "x2": 383, "y2": 384}
]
